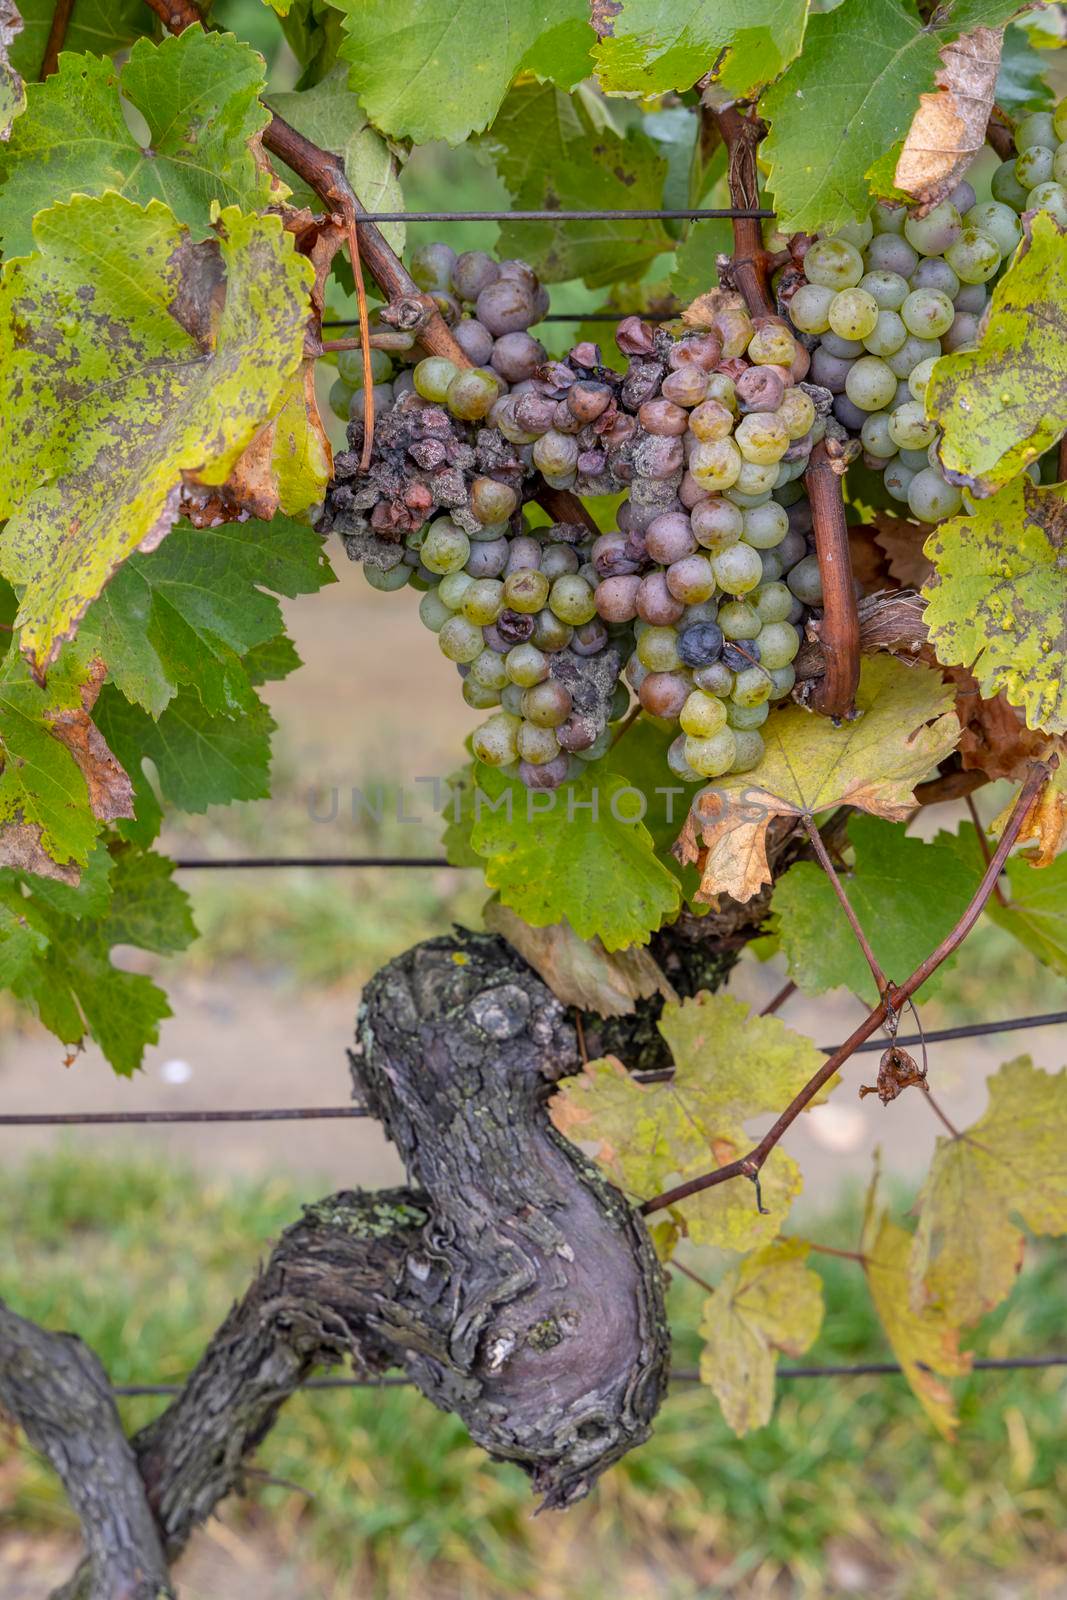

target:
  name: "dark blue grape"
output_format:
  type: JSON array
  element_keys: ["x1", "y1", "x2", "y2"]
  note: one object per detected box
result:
[
  {"x1": 722, "y1": 639, "x2": 761, "y2": 672},
  {"x1": 678, "y1": 622, "x2": 724, "y2": 667}
]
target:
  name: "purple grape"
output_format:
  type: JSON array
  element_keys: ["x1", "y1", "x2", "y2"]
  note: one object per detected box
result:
[
  {"x1": 678, "y1": 621, "x2": 724, "y2": 666},
  {"x1": 722, "y1": 639, "x2": 761, "y2": 672},
  {"x1": 452, "y1": 318, "x2": 494, "y2": 364}
]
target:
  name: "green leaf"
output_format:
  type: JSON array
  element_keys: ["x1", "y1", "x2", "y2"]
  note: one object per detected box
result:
[
  {"x1": 922, "y1": 477, "x2": 1067, "y2": 734},
  {"x1": 682, "y1": 656, "x2": 960, "y2": 903},
  {"x1": 552, "y1": 991, "x2": 831, "y2": 1249},
  {"x1": 484, "y1": 82, "x2": 672, "y2": 288},
  {"x1": 82, "y1": 517, "x2": 334, "y2": 718},
  {"x1": 268, "y1": 65, "x2": 405, "y2": 253},
  {"x1": 927, "y1": 214, "x2": 1067, "y2": 497},
  {"x1": 995, "y1": 22, "x2": 1055, "y2": 111},
  {"x1": 0, "y1": 836, "x2": 195, "y2": 1074},
  {"x1": 0, "y1": 195, "x2": 313, "y2": 675},
  {"x1": 988, "y1": 849, "x2": 1067, "y2": 977},
  {"x1": 8, "y1": 0, "x2": 154, "y2": 80},
  {"x1": 337, "y1": 0, "x2": 592, "y2": 144},
  {"x1": 467, "y1": 757, "x2": 680, "y2": 950},
  {"x1": 861, "y1": 1196, "x2": 970, "y2": 1437},
  {"x1": 773, "y1": 816, "x2": 980, "y2": 1004},
  {"x1": 699, "y1": 1239, "x2": 823, "y2": 1435},
  {"x1": 94, "y1": 683, "x2": 275, "y2": 813},
  {"x1": 0, "y1": 638, "x2": 103, "y2": 878},
  {"x1": 0, "y1": 27, "x2": 276, "y2": 260},
  {"x1": 761, "y1": 0, "x2": 1026, "y2": 233},
  {"x1": 911, "y1": 1056, "x2": 1067, "y2": 1328},
  {"x1": 594, "y1": 0, "x2": 808, "y2": 100}
]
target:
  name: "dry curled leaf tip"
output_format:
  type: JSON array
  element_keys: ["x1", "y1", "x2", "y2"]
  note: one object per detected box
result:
[{"x1": 860, "y1": 1045, "x2": 928, "y2": 1105}]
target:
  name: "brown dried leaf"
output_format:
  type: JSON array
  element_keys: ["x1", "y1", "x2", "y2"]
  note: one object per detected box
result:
[
  {"x1": 859, "y1": 1045, "x2": 928, "y2": 1104},
  {"x1": 872, "y1": 512, "x2": 935, "y2": 589},
  {"x1": 894, "y1": 27, "x2": 1004, "y2": 209},
  {"x1": 46, "y1": 657, "x2": 133, "y2": 823},
  {"x1": 992, "y1": 756, "x2": 1067, "y2": 867},
  {"x1": 0, "y1": 824, "x2": 79, "y2": 884},
  {"x1": 948, "y1": 666, "x2": 1052, "y2": 783},
  {"x1": 484, "y1": 898, "x2": 676, "y2": 1017}
]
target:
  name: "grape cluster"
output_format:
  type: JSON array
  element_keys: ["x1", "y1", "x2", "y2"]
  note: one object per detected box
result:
[{"x1": 991, "y1": 101, "x2": 1067, "y2": 227}]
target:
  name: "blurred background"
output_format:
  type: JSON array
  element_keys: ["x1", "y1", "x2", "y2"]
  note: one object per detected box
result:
[{"x1": 2, "y1": 6, "x2": 1067, "y2": 1599}]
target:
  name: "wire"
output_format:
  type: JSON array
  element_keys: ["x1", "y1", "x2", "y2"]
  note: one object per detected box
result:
[
  {"x1": 173, "y1": 856, "x2": 453, "y2": 870},
  {"x1": 321, "y1": 311, "x2": 678, "y2": 329},
  {"x1": 354, "y1": 208, "x2": 771, "y2": 222},
  {"x1": 2, "y1": 1012, "x2": 1063, "y2": 1128},
  {"x1": 108, "y1": 1353, "x2": 1067, "y2": 1397}
]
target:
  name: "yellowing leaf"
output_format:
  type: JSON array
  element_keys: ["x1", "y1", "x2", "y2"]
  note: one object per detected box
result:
[
  {"x1": 862, "y1": 1203, "x2": 971, "y2": 1437},
  {"x1": 550, "y1": 991, "x2": 830, "y2": 1250},
  {"x1": 483, "y1": 898, "x2": 676, "y2": 1017},
  {"x1": 0, "y1": 195, "x2": 313, "y2": 675},
  {"x1": 990, "y1": 757, "x2": 1067, "y2": 866},
  {"x1": 894, "y1": 26, "x2": 1003, "y2": 206},
  {"x1": 928, "y1": 212, "x2": 1067, "y2": 495},
  {"x1": 922, "y1": 478, "x2": 1067, "y2": 734},
  {"x1": 676, "y1": 656, "x2": 959, "y2": 903},
  {"x1": 911, "y1": 1056, "x2": 1067, "y2": 1327},
  {"x1": 699, "y1": 1239, "x2": 824, "y2": 1436},
  {"x1": 0, "y1": 0, "x2": 25, "y2": 143}
]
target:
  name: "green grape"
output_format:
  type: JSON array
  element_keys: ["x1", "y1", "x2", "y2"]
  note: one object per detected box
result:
[
  {"x1": 756, "y1": 621, "x2": 800, "y2": 670},
  {"x1": 904, "y1": 201, "x2": 962, "y2": 257},
  {"x1": 730, "y1": 729, "x2": 766, "y2": 772},
  {"x1": 898, "y1": 446, "x2": 929, "y2": 469},
  {"x1": 516, "y1": 721, "x2": 560, "y2": 765},
  {"x1": 776, "y1": 388, "x2": 816, "y2": 440},
  {"x1": 422, "y1": 522, "x2": 470, "y2": 575},
  {"x1": 1015, "y1": 145, "x2": 1055, "y2": 190},
  {"x1": 964, "y1": 201, "x2": 1023, "y2": 258},
  {"x1": 469, "y1": 648, "x2": 509, "y2": 691},
  {"x1": 787, "y1": 554, "x2": 823, "y2": 606},
  {"x1": 735, "y1": 412, "x2": 789, "y2": 465},
  {"x1": 888, "y1": 400, "x2": 937, "y2": 451},
  {"x1": 907, "y1": 466, "x2": 963, "y2": 522},
  {"x1": 845, "y1": 356, "x2": 898, "y2": 412},
  {"x1": 1056, "y1": 146, "x2": 1067, "y2": 186},
  {"x1": 872, "y1": 200, "x2": 907, "y2": 234},
  {"x1": 742, "y1": 501, "x2": 789, "y2": 549},
  {"x1": 692, "y1": 498, "x2": 744, "y2": 551},
  {"x1": 503, "y1": 569, "x2": 550, "y2": 614},
  {"x1": 438, "y1": 615, "x2": 484, "y2": 663},
  {"x1": 438, "y1": 569, "x2": 473, "y2": 609},
  {"x1": 909, "y1": 257, "x2": 959, "y2": 299},
  {"x1": 944, "y1": 228, "x2": 1001, "y2": 285},
  {"x1": 901, "y1": 289, "x2": 954, "y2": 339},
  {"x1": 690, "y1": 437, "x2": 743, "y2": 491},
  {"x1": 768, "y1": 663, "x2": 796, "y2": 699},
  {"x1": 753, "y1": 581, "x2": 793, "y2": 623},
  {"x1": 886, "y1": 335, "x2": 940, "y2": 380},
  {"x1": 446, "y1": 367, "x2": 500, "y2": 420},
  {"x1": 413, "y1": 357, "x2": 458, "y2": 402},
  {"x1": 693, "y1": 660, "x2": 734, "y2": 696},
  {"x1": 461, "y1": 578, "x2": 505, "y2": 625},
  {"x1": 747, "y1": 323, "x2": 797, "y2": 366},
  {"x1": 472, "y1": 712, "x2": 521, "y2": 767},
  {"x1": 1017, "y1": 112, "x2": 1057, "y2": 151},
  {"x1": 863, "y1": 309, "x2": 908, "y2": 357},
  {"x1": 328, "y1": 376, "x2": 355, "y2": 419},
  {"x1": 549, "y1": 575, "x2": 597, "y2": 625},
  {"x1": 667, "y1": 736, "x2": 702, "y2": 783},
  {"x1": 717, "y1": 599, "x2": 762, "y2": 639},
  {"x1": 609, "y1": 682, "x2": 631, "y2": 720},
  {"x1": 418, "y1": 588, "x2": 452, "y2": 632},
  {"x1": 521, "y1": 680, "x2": 572, "y2": 728},
  {"x1": 726, "y1": 698, "x2": 770, "y2": 730},
  {"x1": 409, "y1": 241, "x2": 457, "y2": 291},
  {"x1": 469, "y1": 477, "x2": 519, "y2": 526},
  {"x1": 991, "y1": 159, "x2": 1030, "y2": 212},
  {"x1": 705, "y1": 373, "x2": 738, "y2": 411},
  {"x1": 735, "y1": 460, "x2": 781, "y2": 495},
  {"x1": 575, "y1": 727, "x2": 613, "y2": 763},
  {"x1": 463, "y1": 677, "x2": 501, "y2": 710},
  {"x1": 679, "y1": 690, "x2": 728, "y2": 737},
  {"x1": 363, "y1": 561, "x2": 409, "y2": 592},
  {"x1": 505, "y1": 643, "x2": 549, "y2": 686},
  {"x1": 1028, "y1": 182, "x2": 1067, "y2": 226},
  {"x1": 337, "y1": 346, "x2": 393, "y2": 388},
  {"x1": 531, "y1": 608, "x2": 573, "y2": 652},
  {"x1": 859, "y1": 269, "x2": 910, "y2": 310},
  {"x1": 884, "y1": 459, "x2": 915, "y2": 502},
  {"x1": 1055, "y1": 99, "x2": 1067, "y2": 140},
  {"x1": 685, "y1": 727, "x2": 737, "y2": 778},
  {"x1": 803, "y1": 237, "x2": 865, "y2": 289},
  {"x1": 828, "y1": 287, "x2": 880, "y2": 340},
  {"x1": 908, "y1": 356, "x2": 939, "y2": 402},
  {"x1": 532, "y1": 431, "x2": 580, "y2": 477},
  {"x1": 789, "y1": 282, "x2": 835, "y2": 333},
  {"x1": 712, "y1": 545, "x2": 764, "y2": 596},
  {"x1": 731, "y1": 666, "x2": 773, "y2": 708},
  {"x1": 824, "y1": 217, "x2": 874, "y2": 250},
  {"x1": 636, "y1": 626, "x2": 681, "y2": 672},
  {"x1": 500, "y1": 682, "x2": 524, "y2": 716}
]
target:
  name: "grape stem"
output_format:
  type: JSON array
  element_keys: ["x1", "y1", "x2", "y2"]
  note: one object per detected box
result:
[
  {"x1": 640, "y1": 757, "x2": 1054, "y2": 1218},
  {"x1": 800, "y1": 815, "x2": 889, "y2": 998},
  {"x1": 711, "y1": 105, "x2": 775, "y2": 319},
  {"x1": 804, "y1": 442, "x2": 861, "y2": 718},
  {"x1": 985, "y1": 105, "x2": 1017, "y2": 163},
  {"x1": 40, "y1": 0, "x2": 74, "y2": 77}
]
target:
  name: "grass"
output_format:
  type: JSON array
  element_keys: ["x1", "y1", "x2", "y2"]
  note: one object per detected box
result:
[{"x1": 2, "y1": 1151, "x2": 1066, "y2": 1599}]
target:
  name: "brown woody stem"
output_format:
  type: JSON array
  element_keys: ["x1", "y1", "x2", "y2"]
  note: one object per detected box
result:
[
  {"x1": 713, "y1": 105, "x2": 775, "y2": 318},
  {"x1": 801, "y1": 816, "x2": 888, "y2": 995},
  {"x1": 986, "y1": 105, "x2": 1016, "y2": 163},
  {"x1": 641, "y1": 759, "x2": 1052, "y2": 1217},
  {"x1": 805, "y1": 441, "x2": 860, "y2": 718},
  {"x1": 40, "y1": 0, "x2": 74, "y2": 77}
]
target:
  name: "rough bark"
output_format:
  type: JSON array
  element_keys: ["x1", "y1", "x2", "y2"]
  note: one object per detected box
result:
[
  {"x1": 11, "y1": 931, "x2": 668, "y2": 1598},
  {"x1": 0, "y1": 1302, "x2": 172, "y2": 1600}
]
